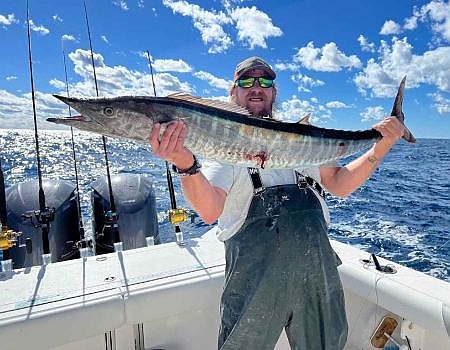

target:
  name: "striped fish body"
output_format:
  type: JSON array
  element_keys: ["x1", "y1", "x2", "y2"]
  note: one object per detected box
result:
[
  {"x1": 174, "y1": 100, "x2": 380, "y2": 168},
  {"x1": 48, "y1": 77, "x2": 413, "y2": 169},
  {"x1": 48, "y1": 94, "x2": 379, "y2": 168}
]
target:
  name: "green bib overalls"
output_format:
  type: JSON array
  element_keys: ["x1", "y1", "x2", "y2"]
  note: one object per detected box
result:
[{"x1": 218, "y1": 170, "x2": 348, "y2": 350}]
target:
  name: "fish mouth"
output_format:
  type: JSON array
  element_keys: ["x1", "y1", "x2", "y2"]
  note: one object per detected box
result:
[{"x1": 47, "y1": 115, "x2": 92, "y2": 124}]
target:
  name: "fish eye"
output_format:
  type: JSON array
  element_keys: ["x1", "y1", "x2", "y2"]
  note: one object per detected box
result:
[{"x1": 103, "y1": 107, "x2": 114, "y2": 116}]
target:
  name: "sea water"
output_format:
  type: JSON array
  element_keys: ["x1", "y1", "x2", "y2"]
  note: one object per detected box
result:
[{"x1": 0, "y1": 129, "x2": 449, "y2": 281}]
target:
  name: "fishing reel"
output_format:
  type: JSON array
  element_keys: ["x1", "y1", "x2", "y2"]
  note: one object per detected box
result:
[
  {"x1": 168, "y1": 208, "x2": 195, "y2": 226},
  {"x1": 60, "y1": 237, "x2": 94, "y2": 260},
  {"x1": 21, "y1": 207, "x2": 56, "y2": 229},
  {"x1": 101, "y1": 210, "x2": 119, "y2": 234},
  {"x1": 99, "y1": 210, "x2": 121, "y2": 245},
  {"x1": 0, "y1": 226, "x2": 21, "y2": 251}
]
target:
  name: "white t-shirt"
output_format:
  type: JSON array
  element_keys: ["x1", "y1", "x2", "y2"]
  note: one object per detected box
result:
[{"x1": 202, "y1": 160, "x2": 330, "y2": 241}]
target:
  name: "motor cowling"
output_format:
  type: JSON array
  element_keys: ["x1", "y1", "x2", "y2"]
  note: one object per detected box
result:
[
  {"x1": 5, "y1": 179, "x2": 81, "y2": 269},
  {"x1": 91, "y1": 173, "x2": 159, "y2": 254}
]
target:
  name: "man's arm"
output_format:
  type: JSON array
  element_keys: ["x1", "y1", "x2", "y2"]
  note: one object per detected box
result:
[
  {"x1": 179, "y1": 174, "x2": 226, "y2": 224},
  {"x1": 320, "y1": 116, "x2": 405, "y2": 197},
  {"x1": 148, "y1": 121, "x2": 226, "y2": 224}
]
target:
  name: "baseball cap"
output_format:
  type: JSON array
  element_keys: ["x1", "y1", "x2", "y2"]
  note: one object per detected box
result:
[{"x1": 233, "y1": 56, "x2": 276, "y2": 81}]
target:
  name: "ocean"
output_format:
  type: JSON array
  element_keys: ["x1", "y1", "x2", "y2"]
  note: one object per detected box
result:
[{"x1": 0, "y1": 129, "x2": 449, "y2": 282}]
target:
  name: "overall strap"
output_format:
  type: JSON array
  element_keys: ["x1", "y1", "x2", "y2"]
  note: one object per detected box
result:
[
  {"x1": 295, "y1": 171, "x2": 326, "y2": 199},
  {"x1": 247, "y1": 168, "x2": 264, "y2": 195},
  {"x1": 247, "y1": 168, "x2": 325, "y2": 199}
]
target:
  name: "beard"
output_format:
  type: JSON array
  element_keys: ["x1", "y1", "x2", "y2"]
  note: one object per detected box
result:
[
  {"x1": 246, "y1": 103, "x2": 273, "y2": 118},
  {"x1": 232, "y1": 94, "x2": 274, "y2": 118}
]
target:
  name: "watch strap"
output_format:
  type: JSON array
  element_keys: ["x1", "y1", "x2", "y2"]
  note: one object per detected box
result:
[{"x1": 172, "y1": 154, "x2": 202, "y2": 176}]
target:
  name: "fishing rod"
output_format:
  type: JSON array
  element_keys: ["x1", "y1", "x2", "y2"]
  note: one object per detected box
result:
[
  {"x1": 0, "y1": 157, "x2": 8, "y2": 233},
  {"x1": 83, "y1": 1, "x2": 120, "y2": 245},
  {"x1": 145, "y1": 52, "x2": 179, "y2": 215},
  {"x1": 145, "y1": 51, "x2": 188, "y2": 240},
  {"x1": 61, "y1": 45, "x2": 87, "y2": 248},
  {"x1": 22, "y1": 1, "x2": 55, "y2": 256}
]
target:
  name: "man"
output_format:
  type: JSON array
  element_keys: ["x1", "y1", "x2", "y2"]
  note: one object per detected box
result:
[{"x1": 149, "y1": 57, "x2": 405, "y2": 349}]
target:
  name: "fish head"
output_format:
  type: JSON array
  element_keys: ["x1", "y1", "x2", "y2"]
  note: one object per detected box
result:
[{"x1": 49, "y1": 95, "x2": 165, "y2": 141}]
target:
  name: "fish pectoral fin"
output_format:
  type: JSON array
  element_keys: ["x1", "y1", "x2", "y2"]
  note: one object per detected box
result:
[{"x1": 297, "y1": 114, "x2": 311, "y2": 125}]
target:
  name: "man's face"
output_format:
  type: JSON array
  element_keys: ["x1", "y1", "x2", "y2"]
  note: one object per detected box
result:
[{"x1": 231, "y1": 69, "x2": 276, "y2": 117}]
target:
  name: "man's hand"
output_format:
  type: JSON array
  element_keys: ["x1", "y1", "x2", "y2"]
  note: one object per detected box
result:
[
  {"x1": 372, "y1": 116, "x2": 405, "y2": 146},
  {"x1": 148, "y1": 120, "x2": 226, "y2": 223},
  {"x1": 148, "y1": 121, "x2": 194, "y2": 169}
]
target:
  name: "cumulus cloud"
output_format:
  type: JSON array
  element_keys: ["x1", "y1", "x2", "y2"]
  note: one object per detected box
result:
[
  {"x1": 229, "y1": 6, "x2": 282, "y2": 49},
  {"x1": 274, "y1": 62, "x2": 299, "y2": 72},
  {"x1": 152, "y1": 59, "x2": 192, "y2": 73},
  {"x1": 163, "y1": 0, "x2": 232, "y2": 54},
  {"x1": 52, "y1": 14, "x2": 63, "y2": 22},
  {"x1": 275, "y1": 95, "x2": 332, "y2": 124},
  {"x1": 414, "y1": 0, "x2": 450, "y2": 42},
  {"x1": 325, "y1": 101, "x2": 352, "y2": 109},
  {"x1": 49, "y1": 78, "x2": 66, "y2": 90},
  {"x1": 430, "y1": 92, "x2": 450, "y2": 114},
  {"x1": 358, "y1": 35, "x2": 376, "y2": 52},
  {"x1": 113, "y1": 0, "x2": 129, "y2": 11},
  {"x1": 0, "y1": 13, "x2": 18, "y2": 27},
  {"x1": 0, "y1": 89, "x2": 66, "y2": 129},
  {"x1": 6, "y1": 76, "x2": 17, "y2": 81},
  {"x1": 355, "y1": 36, "x2": 450, "y2": 97},
  {"x1": 66, "y1": 49, "x2": 193, "y2": 97},
  {"x1": 360, "y1": 106, "x2": 385, "y2": 122},
  {"x1": 376, "y1": 1, "x2": 450, "y2": 46},
  {"x1": 380, "y1": 20, "x2": 402, "y2": 35},
  {"x1": 403, "y1": 15, "x2": 418, "y2": 31},
  {"x1": 193, "y1": 71, "x2": 232, "y2": 91},
  {"x1": 101, "y1": 35, "x2": 109, "y2": 44},
  {"x1": 62, "y1": 34, "x2": 76, "y2": 42},
  {"x1": 291, "y1": 73, "x2": 324, "y2": 93},
  {"x1": 222, "y1": 0, "x2": 245, "y2": 6},
  {"x1": 0, "y1": 49, "x2": 199, "y2": 129},
  {"x1": 276, "y1": 96, "x2": 316, "y2": 123},
  {"x1": 294, "y1": 41, "x2": 362, "y2": 72},
  {"x1": 162, "y1": 0, "x2": 282, "y2": 53},
  {"x1": 29, "y1": 20, "x2": 50, "y2": 35}
]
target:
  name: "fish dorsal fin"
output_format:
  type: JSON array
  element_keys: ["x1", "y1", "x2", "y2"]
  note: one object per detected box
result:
[
  {"x1": 297, "y1": 114, "x2": 311, "y2": 125},
  {"x1": 166, "y1": 93, "x2": 252, "y2": 116}
]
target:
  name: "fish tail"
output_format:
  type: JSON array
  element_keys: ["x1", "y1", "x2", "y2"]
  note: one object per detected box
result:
[{"x1": 392, "y1": 76, "x2": 416, "y2": 143}]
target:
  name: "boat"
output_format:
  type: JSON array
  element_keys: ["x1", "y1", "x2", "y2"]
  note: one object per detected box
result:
[
  {"x1": 0, "y1": 172, "x2": 449, "y2": 350},
  {"x1": 1, "y1": 4, "x2": 448, "y2": 348}
]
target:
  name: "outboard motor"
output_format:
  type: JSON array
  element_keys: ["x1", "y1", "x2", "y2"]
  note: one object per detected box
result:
[
  {"x1": 91, "y1": 173, "x2": 159, "y2": 254},
  {"x1": 5, "y1": 179, "x2": 81, "y2": 269}
]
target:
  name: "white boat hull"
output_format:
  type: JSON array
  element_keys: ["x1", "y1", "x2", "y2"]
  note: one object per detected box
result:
[{"x1": 1, "y1": 227, "x2": 449, "y2": 350}]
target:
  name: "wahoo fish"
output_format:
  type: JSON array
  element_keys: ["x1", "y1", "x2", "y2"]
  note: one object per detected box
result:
[{"x1": 48, "y1": 77, "x2": 415, "y2": 169}]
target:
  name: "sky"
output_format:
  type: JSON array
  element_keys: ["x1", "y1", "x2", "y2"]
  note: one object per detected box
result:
[{"x1": 0, "y1": 0, "x2": 449, "y2": 138}]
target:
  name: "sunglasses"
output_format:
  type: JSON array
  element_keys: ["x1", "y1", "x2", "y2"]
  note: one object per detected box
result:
[{"x1": 235, "y1": 76, "x2": 274, "y2": 89}]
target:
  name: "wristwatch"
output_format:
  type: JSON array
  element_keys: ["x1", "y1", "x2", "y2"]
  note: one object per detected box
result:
[{"x1": 172, "y1": 154, "x2": 202, "y2": 176}]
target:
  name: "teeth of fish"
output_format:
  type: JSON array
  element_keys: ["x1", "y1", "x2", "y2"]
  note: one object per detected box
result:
[{"x1": 48, "y1": 78, "x2": 415, "y2": 168}]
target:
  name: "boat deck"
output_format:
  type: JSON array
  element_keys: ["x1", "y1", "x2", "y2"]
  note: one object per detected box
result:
[{"x1": 1, "y1": 228, "x2": 449, "y2": 349}]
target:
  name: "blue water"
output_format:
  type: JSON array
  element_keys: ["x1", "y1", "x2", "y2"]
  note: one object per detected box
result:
[{"x1": 1, "y1": 129, "x2": 449, "y2": 281}]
